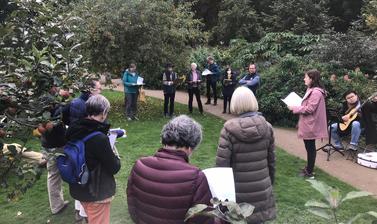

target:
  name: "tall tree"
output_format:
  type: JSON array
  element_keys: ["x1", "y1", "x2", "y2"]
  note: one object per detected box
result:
[
  {"x1": 72, "y1": 0, "x2": 207, "y2": 86},
  {"x1": 0, "y1": 0, "x2": 89, "y2": 200},
  {"x1": 328, "y1": 0, "x2": 364, "y2": 32},
  {"x1": 213, "y1": 0, "x2": 265, "y2": 44},
  {"x1": 267, "y1": 0, "x2": 333, "y2": 34}
]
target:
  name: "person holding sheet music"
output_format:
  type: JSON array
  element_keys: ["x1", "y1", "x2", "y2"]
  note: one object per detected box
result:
[
  {"x1": 329, "y1": 90, "x2": 362, "y2": 151},
  {"x1": 186, "y1": 62, "x2": 204, "y2": 114},
  {"x1": 216, "y1": 86, "x2": 276, "y2": 224},
  {"x1": 221, "y1": 67, "x2": 237, "y2": 114},
  {"x1": 205, "y1": 56, "x2": 220, "y2": 105},
  {"x1": 288, "y1": 69, "x2": 327, "y2": 179},
  {"x1": 66, "y1": 95, "x2": 121, "y2": 224},
  {"x1": 122, "y1": 63, "x2": 140, "y2": 121},
  {"x1": 161, "y1": 63, "x2": 177, "y2": 118}
]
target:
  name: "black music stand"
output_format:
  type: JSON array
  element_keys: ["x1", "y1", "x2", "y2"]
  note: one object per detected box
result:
[{"x1": 316, "y1": 109, "x2": 345, "y2": 161}]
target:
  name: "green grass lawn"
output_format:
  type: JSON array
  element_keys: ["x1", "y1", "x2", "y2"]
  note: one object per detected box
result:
[{"x1": 0, "y1": 90, "x2": 376, "y2": 224}]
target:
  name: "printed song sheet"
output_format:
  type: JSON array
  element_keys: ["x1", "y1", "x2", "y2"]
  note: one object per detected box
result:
[
  {"x1": 202, "y1": 167, "x2": 236, "y2": 202},
  {"x1": 137, "y1": 77, "x2": 144, "y2": 85},
  {"x1": 108, "y1": 128, "x2": 127, "y2": 149},
  {"x1": 281, "y1": 92, "x2": 303, "y2": 107},
  {"x1": 202, "y1": 69, "x2": 213, "y2": 76}
]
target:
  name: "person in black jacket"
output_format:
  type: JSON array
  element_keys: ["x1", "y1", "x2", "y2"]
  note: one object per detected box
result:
[
  {"x1": 161, "y1": 63, "x2": 177, "y2": 117},
  {"x1": 205, "y1": 56, "x2": 221, "y2": 105},
  {"x1": 65, "y1": 94, "x2": 121, "y2": 224},
  {"x1": 221, "y1": 67, "x2": 237, "y2": 114}
]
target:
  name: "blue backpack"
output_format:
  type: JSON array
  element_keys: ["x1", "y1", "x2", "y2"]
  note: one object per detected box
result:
[{"x1": 57, "y1": 131, "x2": 102, "y2": 185}]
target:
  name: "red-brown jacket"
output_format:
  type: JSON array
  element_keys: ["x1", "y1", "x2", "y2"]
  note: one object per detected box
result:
[{"x1": 127, "y1": 148, "x2": 213, "y2": 224}]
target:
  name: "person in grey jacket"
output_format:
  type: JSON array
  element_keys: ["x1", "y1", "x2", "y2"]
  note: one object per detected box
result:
[{"x1": 216, "y1": 86, "x2": 276, "y2": 224}]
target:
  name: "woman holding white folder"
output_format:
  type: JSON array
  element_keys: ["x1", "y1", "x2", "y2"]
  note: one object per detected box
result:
[
  {"x1": 288, "y1": 69, "x2": 327, "y2": 179},
  {"x1": 216, "y1": 86, "x2": 276, "y2": 224}
]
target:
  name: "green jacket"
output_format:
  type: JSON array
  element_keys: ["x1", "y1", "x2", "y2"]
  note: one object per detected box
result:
[{"x1": 122, "y1": 70, "x2": 139, "y2": 93}]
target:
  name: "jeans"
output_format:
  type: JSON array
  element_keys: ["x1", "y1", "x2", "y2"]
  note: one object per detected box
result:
[
  {"x1": 303, "y1": 139, "x2": 316, "y2": 174},
  {"x1": 125, "y1": 93, "x2": 138, "y2": 118},
  {"x1": 330, "y1": 121, "x2": 361, "y2": 147},
  {"x1": 164, "y1": 93, "x2": 175, "y2": 116},
  {"x1": 188, "y1": 88, "x2": 203, "y2": 113}
]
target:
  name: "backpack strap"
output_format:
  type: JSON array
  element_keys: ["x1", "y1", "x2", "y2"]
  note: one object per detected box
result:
[{"x1": 82, "y1": 131, "x2": 103, "y2": 142}]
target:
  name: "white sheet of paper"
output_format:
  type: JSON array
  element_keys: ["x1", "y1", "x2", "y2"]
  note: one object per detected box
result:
[
  {"x1": 108, "y1": 132, "x2": 117, "y2": 149},
  {"x1": 137, "y1": 77, "x2": 144, "y2": 85},
  {"x1": 281, "y1": 92, "x2": 303, "y2": 107},
  {"x1": 108, "y1": 128, "x2": 127, "y2": 149},
  {"x1": 202, "y1": 69, "x2": 213, "y2": 76},
  {"x1": 202, "y1": 167, "x2": 236, "y2": 202}
]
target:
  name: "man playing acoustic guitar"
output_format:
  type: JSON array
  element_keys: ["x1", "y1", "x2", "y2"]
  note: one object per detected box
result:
[{"x1": 330, "y1": 90, "x2": 362, "y2": 151}]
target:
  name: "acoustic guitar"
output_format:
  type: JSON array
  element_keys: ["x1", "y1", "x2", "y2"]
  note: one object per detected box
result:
[{"x1": 339, "y1": 92, "x2": 377, "y2": 131}]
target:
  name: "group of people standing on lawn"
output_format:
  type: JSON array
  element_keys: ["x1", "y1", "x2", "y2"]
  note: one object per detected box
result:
[
  {"x1": 121, "y1": 56, "x2": 261, "y2": 119},
  {"x1": 35, "y1": 54, "x2": 377, "y2": 224}
]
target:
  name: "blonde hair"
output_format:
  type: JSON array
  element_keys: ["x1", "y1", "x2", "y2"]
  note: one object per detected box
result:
[{"x1": 230, "y1": 87, "x2": 259, "y2": 115}]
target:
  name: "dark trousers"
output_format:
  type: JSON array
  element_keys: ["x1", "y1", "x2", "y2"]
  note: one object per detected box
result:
[
  {"x1": 188, "y1": 88, "x2": 203, "y2": 113},
  {"x1": 362, "y1": 101, "x2": 377, "y2": 144},
  {"x1": 223, "y1": 94, "x2": 232, "y2": 113},
  {"x1": 164, "y1": 93, "x2": 175, "y2": 116},
  {"x1": 206, "y1": 79, "x2": 217, "y2": 103},
  {"x1": 303, "y1": 139, "x2": 316, "y2": 174},
  {"x1": 125, "y1": 93, "x2": 138, "y2": 118}
]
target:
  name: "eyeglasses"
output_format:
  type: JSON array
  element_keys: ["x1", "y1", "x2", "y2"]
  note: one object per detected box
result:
[{"x1": 346, "y1": 95, "x2": 356, "y2": 100}]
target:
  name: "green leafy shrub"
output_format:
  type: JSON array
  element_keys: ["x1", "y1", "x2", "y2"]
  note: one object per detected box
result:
[
  {"x1": 185, "y1": 198, "x2": 254, "y2": 224},
  {"x1": 309, "y1": 31, "x2": 377, "y2": 73},
  {"x1": 305, "y1": 179, "x2": 377, "y2": 224}
]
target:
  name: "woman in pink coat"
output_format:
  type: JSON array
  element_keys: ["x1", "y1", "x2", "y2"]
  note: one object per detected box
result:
[{"x1": 288, "y1": 69, "x2": 327, "y2": 178}]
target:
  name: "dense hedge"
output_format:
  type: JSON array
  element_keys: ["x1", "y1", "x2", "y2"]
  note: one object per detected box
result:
[
  {"x1": 258, "y1": 56, "x2": 376, "y2": 127},
  {"x1": 188, "y1": 44, "x2": 376, "y2": 127}
]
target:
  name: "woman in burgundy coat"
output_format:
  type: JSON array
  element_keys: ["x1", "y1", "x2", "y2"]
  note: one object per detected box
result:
[
  {"x1": 127, "y1": 115, "x2": 213, "y2": 224},
  {"x1": 288, "y1": 69, "x2": 327, "y2": 178}
]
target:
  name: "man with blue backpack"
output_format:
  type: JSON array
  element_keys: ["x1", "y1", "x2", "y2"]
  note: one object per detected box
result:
[{"x1": 62, "y1": 94, "x2": 121, "y2": 224}]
